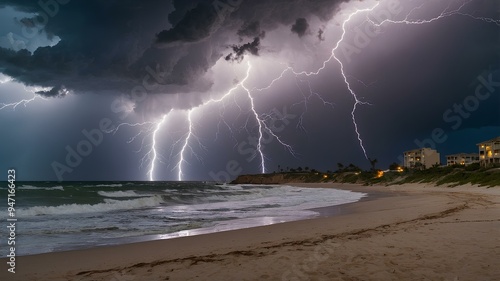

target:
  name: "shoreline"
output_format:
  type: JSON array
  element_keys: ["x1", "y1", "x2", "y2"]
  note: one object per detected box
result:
[
  {"x1": 9, "y1": 183, "x2": 369, "y2": 257},
  {"x1": 2, "y1": 183, "x2": 499, "y2": 280}
]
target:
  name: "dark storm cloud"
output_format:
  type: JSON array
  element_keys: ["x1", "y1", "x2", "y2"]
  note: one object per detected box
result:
[
  {"x1": 318, "y1": 28, "x2": 325, "y2": 41},
  {"x1": 237, "y1": 21, "x2": 265, "y2": 38},
  {"x1": 36, "y1": 84, "x2": 67, "y2": 98},
  {"x1": 0, "y1": 0, "x2": 349, "y2": 102},
  {"x1": 291, "y1": 18, "x2": 309, "y2": 37},
  {"x1": 156, "y1": 2, "x2": 219, "y2": 46},
  {"x1": 167, "y1": 0, "x2": 200, "y2": 26},
  {"x1": 225, "y1": 36, "x2": 261, "y2": 62},
  {"x1": 0, "y1": 0, "x2": 172, "y2": 91}
]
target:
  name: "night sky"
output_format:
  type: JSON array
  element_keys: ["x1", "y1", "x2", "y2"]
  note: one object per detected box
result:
[{"x1": 0, "y1": 0, "x2": 499, "y2": 181}]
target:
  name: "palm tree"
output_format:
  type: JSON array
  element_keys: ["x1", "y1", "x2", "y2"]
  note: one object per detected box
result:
[
  {"x1": 337, "y1": 163, "x2": 344, "y2": 171},
  {"x1": 369, "y1": 158, "x2": 378, "y2": 171}
]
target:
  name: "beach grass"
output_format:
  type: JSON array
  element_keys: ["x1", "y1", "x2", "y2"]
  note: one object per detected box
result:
[{"x1": 233, "y1": 163, "x2": 500, "y2": 187}]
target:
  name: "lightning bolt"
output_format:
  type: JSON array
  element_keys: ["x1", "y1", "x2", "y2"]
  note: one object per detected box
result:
[
  {"x1": 333, "y1": 0, "x2": 500, "y2": 158},
  {"x1": 111, "y1": 63, "x2": 254, "y2": 181},
  {"x1": 254, "y1": 5, "x2": 379, "y2": 159},
  {"x1": 0, "y1": 94, "x2": 44, "y2": 110},
  {"x1": 104, "y1": 121, "x2": 156, "y2": 143},
  {"x1": 292, "y1": 77, "x2": 336, "y2": 132},
  {"x1": 177, "y1": 110, "x2": 193, "y2": 181},
  {"x1": 331, "y1": 5, "x2": 378, "y2": 159},
  {"x1": 170, "y1": 61, "x2": 297, "y2": 180},
  {"x1": 147, "y1": 114, "x2": 168, "y2": 181},
  {"x1": 244, "y1": 63, "x2": 297, "y2": 172},
  {"x1": 250, "y1": 0, "x2": 500, "y2": 162},
  {"x1": 172, "y1": 63, "x2": 255, "y2": 181},
  {"x1": 241, "y1": 63, "x2": 266, "y2": 172},
  {"x1": 369, "y1": 0, "x2": 500, "y2": 26},
  {"x1": 0, "y1": 84, "x2": 61, "y2": 110}
]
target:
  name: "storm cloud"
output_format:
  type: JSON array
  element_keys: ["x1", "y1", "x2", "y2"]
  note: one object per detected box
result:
[
  {"x1": 225, "y1": 36, "x2": 263, "y2": 62},
  {"x1": 291, "y1": 18, "x2": 310, "y2": 37},
  {"x1": 36, "y1": 84, "x2": 68, "y2": 98},
  {"x1": 0, "y1": 0, "x2": 499, "y2": 181},
  {"x1": 156, "y1": 1, "x2": 220, "y2": 46},
  {"x1": 0, "y1": 0, "x2": 349, "y2": 104}
]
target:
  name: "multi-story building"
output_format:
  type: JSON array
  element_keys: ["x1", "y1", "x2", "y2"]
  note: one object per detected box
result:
[
  {"x1": 477, "y1": 136, "x2": 500, "y2": 166},
  {"x1": 446, "y1": 153, "x2": 479, "y2": 166},
  {"x1": 403, "y1": 148, "x2": 440, "y2": 169}
]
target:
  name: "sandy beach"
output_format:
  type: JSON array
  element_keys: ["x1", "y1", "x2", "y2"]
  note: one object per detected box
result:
[{"x1": 2, "y1": 183, "x2": 500, "y2": 281}]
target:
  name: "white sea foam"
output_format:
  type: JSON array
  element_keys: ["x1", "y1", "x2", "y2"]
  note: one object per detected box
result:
[
  {"x1": 98, "y1": 190, "x2": 151, "y2": 198},
  {"x1": 201, "y1": 185, "x2": 365, "y2": 211},
  {"x1": 19, "y1": 185, "x2": 64, "y2": 191},
  {"x1": 17, "y1": 195, "x2": 165, "y2": 217},
  {"x1": 96, "y1": 184, "x2": 123, "y2": 187}
]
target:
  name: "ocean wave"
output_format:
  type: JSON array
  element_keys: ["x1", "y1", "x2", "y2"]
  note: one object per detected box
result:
[
  {"x1": 203, "y1": 186, "x2": 284, "y2": 202},
  {"x1": 83, "y1": 183, "x2": 123, "y2": 188},
  {"x1": 37, "y1": 226, "x2": 123, "y2": 235},
  {"x1": 17, "y1": 196, "x2": 165, "y2": 217},
  {"x1": 18, "y1": 185, "x2": 64, "y2": 191},
  {"x1": 98, "y1": 190, "x2": 151, "y2": 198},
  {"x1": 96, "y1": 183, "x2": 123, "y2": 187}
]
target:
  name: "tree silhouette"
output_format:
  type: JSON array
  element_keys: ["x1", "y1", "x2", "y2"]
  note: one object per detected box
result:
[
  {"x1": 389, "y1": 162, "x2": 400, "y2": 170},
  {"x1": 369, "y1": 158, "x2": 378, "y2": 171},
  {"x1": 347, "y1": 163, "x2": 361, "y2": 172},
  {"x1": 337, "y1": 163, "x2": 344, "y2": 171}
]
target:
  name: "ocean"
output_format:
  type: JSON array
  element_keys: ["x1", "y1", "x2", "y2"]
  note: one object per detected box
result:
[{"x1": 0, "y1": 182, "x2": 366, "y2": 256}]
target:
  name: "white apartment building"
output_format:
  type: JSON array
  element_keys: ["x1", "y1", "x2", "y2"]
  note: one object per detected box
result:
[
  {"x1": 477, "y1": 136, "x2": 500, "y2": 166},
  {"x1": 403, "y1": 148, "x2": 440, "y2": 169},
  {"x1": 446, "y1": 153, "x2": 479, "y2": 166}
]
